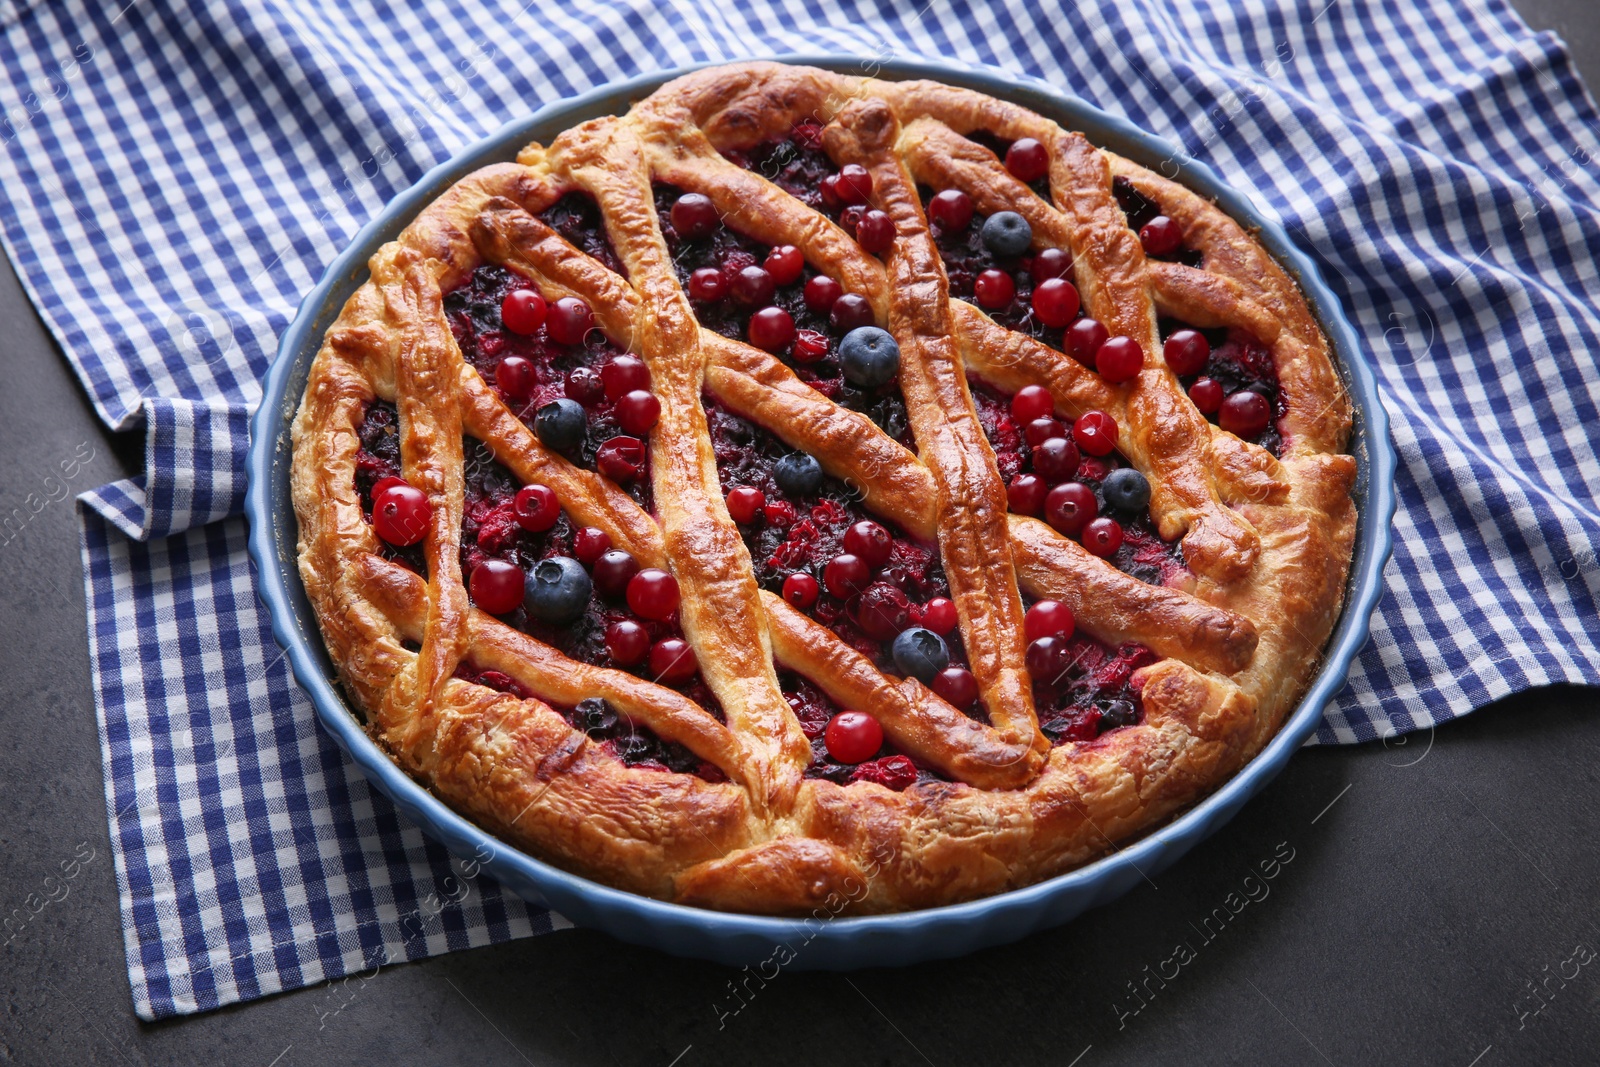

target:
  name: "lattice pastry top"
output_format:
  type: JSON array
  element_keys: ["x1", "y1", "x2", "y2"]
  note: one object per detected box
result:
[{"x1": 291, "y1": 62, "x2": 1357, "y2": 914}]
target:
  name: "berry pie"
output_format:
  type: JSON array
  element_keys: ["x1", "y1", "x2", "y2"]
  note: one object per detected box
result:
[{"x1": 291, "y1": 62, "x2": 1356, "y2": 914}]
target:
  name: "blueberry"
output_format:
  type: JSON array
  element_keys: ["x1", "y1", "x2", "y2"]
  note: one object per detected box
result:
[
  {"x1": 892, "y1": 627, "x2": 949, "y2": 683},
  {"x1": 535, "y1": 398, "x2": 587, "y2": 452},
  {"x1": 524, "y1": 555, "x2": 592, "y2": 623},
  {"x1": 574, "y1": 697, "x2": 618, "y2": 738},
  {"x1": 1099, "y1": 699, "x2": 1137, "y2": 730},
  {"x1": 615, "y1": 733, "x2": 654, "y2": 763},
  {"x1": 981, "y1": 211, "x2": 1032, "y2": 257},
  {"x1": 839, "y1": 326, "x2": 900, "y2": 388},
  {"x1": 773, "y1": 452, "x2": 823, "y2": 498},
  {"x1": 1102, "y1": 468, "x2": 1151, "y2": 513}
]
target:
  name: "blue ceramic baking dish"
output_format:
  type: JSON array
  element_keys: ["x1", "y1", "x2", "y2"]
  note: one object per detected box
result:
[{"x1": 245, "y1": 54, "x2": 1396, "y2": 969}]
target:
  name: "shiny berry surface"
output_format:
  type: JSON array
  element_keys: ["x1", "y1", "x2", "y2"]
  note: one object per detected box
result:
[
  {"x1": 548, "y1": 296, "x2": 593, "y2": 346},
  {"x1": 1005, "y1": 137, "x2": 1049, "y2": 182},
  {"x1": 1139, "y1": 214, "x2": 1183, "y2": 256},
  {"x1": 372, "y1": 482, "x2": 430, "y2": 546},
  {"x1": 512, "y1": 483, "x2": 560, "y2": 532},
  {"x1": 843, "y1": 520, "x2": 893, "y2": 567},
  {"x1": 627, "y1": 568, "x2": 681, "y2": 620},
  {"x1": 1046, "y1": 481, "x2": 1098, "y2": 536},
  {"x1": 534, "y1": 398, "x2": 587, "y2": 452},
  {"x1": 726, "y1": 485, "x2": 765, "y2": 524},
  {"x1": 650, "y1": 637, "x2": 698, "y2": 683},
  {"x1": 670, "y1": 192, "x2": 719, "y2": 239},
  {"x1": 494, "y1": 355, "x2": 534, "y2": 400},
  {"x1": 1025, "y1": 417, "x2": 1064, "y2": 446},
  {"x1": 825, "y1": 711, "x2": 882, "y2": 764},
  {"x1": 1032, "y1": 436, "x2": 1081, "y2": 482},
  {"x1": 928, "y1": 188, "x2": 973, "y2": 231},
  {"x1": 523, "y1": 556, "x2": 591, "y2": 624},
  {"x1": 602, "y1": 355, "x2": 651, "y2": 402},
  {"x1": 836, "y1": 164, "x2": 873, "y2": 204},
  {"x1": 1082, "y1": 516, "x2": 1125, "y2": 557},
  {"x1": 1219, "y1": 390, "x2": 1272, "y2": 437},
  {"x1": 782, "y1": 572, "x2": 820, "y2": 610},
  {"x1": 1026, "y1": 635, "x2": 1074, "y2": 685},
  {"x1": 792, "y1": 329, "x2": 830, "y2": 363},
  {"x1": 1164, "y1": 328, "x2": 1210, "y2": 376},
  {"x1": 1072, "y1": 410, "x2": 1118, "y2": 457},
  {"x1": 592, "y1": 549, "x2": 639, "y2": 599},
  {"x1": 974, "y1": 268, "x2": 1015, "y2": 310},
  {"x1": 605, "y1": 619, "x2": 649, "y2": 665},
  {"x1": 804, "y1": 275, "x2": 843, "y2": 313},
  {"x1": 931, "y1": 666, "x2": 978, "y2": 709},
  {"x1": 564, "y1": 365, "x2": 604, "y2": 406},
  {"x1": 1068, "y1": 317, "x2": 1109, "y2": 364},
  {"x1": 1102, "y1": 468, "x2": 1151, "y2": 513},
  {"x1": 854, "y1": 582, "x2": 911, "y2": 640},
  {"x1": 823, "y1": 554, "x2": 871, "y2": 599},
  {"x1": 1096, "y1": 335, "x2": 1145, "y2": 383},
  {"x1": 732, "y1": 265, "x2": 776, "y2": 306},
  {"x1": 688, "y1": 266, "x2": 726, "y2": 302},
  {"x1": 595, "y1": 436, "x2": 646, "y2": 483},
  {"x1": 1032, "y1": 247, "x2": 1072, "y2": 279},
  {"x1": 765, "y1": 244, "x2": 804, "y2": 285},
  {"x1": 1011, "y1": 384, "x2": 1054, "y2": 423},
  {"x1": 856, "y1": 210, "x2": 895, "y2": 255},
  {"x1": 1007, "y1": 473, "x2": 1047, "y2": 515},
  {"x1": 469, "y1": 559, "x2": 524, "y2": 615},
  {"x1": 891, "y1": 627, "x2": 949, "y2": 682},
  {"x1": 1025, "y1": 600, "x2": 1075, "y2": 642},
  {"x1": 1031, "y1": 277, "x2": 1080, "y2": 327},
  {"x1": 500, "y1": 289, "x2": 547, "y2": 335},
  {"x1": 1189, "y1": 377, "x2": 1224, "y2": 414},
  {"x1": 748, "y1": 306, "x2": 796, "y2": 352},
  {"x1": 572, "y1": 526, "x2": 611, "y2": 564},
  {"x1": 920, "y1": 596, "x2": 958, "y2": 635},
  {"x1": 614, "y1": 389, "x2": 660, "y2": 435},
  {"x1": 829, "y1": 293, "x2": 874, "y2": 334}
]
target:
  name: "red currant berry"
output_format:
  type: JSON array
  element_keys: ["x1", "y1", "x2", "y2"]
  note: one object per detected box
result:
[
  {"x1": 1032, "y1": 436, "x2": 1081, "y2": 482},
  {"x1": 974, "y1": 269, "x2": 1016, "y2": 310},
  {"x1": 839, "y1": 204, "x2": 867, "y2": 236},
  {"x1": 1031, "y1": 277, "x2": 1080, "y2": 327},
  {"x1": 501, "y1": 289, "x2": 547, "y2": 335},
  {"x1": 856, "y1": 210, "x2": 895, "y2": 255},
  {"x1": 1082, "y1": 516, "x2": 1124, "y2": 557},
  {"x1": 595, "y1": 436, "x2": 646, "y2": 483},
  {"x1": 825, "y1": 710, "x2": 883, "y2": 763},
  {"x1": 1163, "y1": 329, "x2": 1210, "y2": 376},
  {"x1": 823, "y1": 554, "x2": 871, "y2": 599},
  {"x1": 748, "y1": 306, "x2": 796, "y2": 352},
  {"x1": 1096, "y1": 335, "x2": 1145, "y2": 383},
  {"x1": 1045, "y1": 482, "x2": 1098, "y2": 536},
  {"x1": 829, "y1": 293, "x2": 875, "y2": 334},
  {"x1": 688, "y1": 266, "x2": 727, "y2": 302},
  {"x1": 804, "y1": 275, "x2": 843, "y2": 313},
  {"x1": 792, "y1": 329, "x2": 830, "y2": 363},
  {"x1": 1219, "y1": 390, "x2": 1271, "y2": 437},
  {"x1": 572, "y1": 526, "x2": 611, "y2": 565},
  {"x1": 1025, "y1": 417, "x2": 1065, "y2": 446},
  {"x1": 843, "y1": 520, "x2": 893, "y2": 568},
  {"x1": 836, "y1": 164, "x2": 873, "y2": 204},
  {"x1": 1032, "y1": 247, "x2": 1072, "y2": 280},
  {"x1": 928, "y1": 189, "x2": 974, "y2": 231},
  {"x1": 513, "y1": 483, "x2": 560, "y2": 532},
  {"x1": 370, "y1": 475, "x2": 406, "y2": 499},
  {"x1": 469, "y1": 560, "x2": 524, "y2": 615},
  {"x1": 931, "y1": 666, "x2": 979, "y2": 709},
  {"x1": 1189, "y1": 377, "x2": 1224, "y2": 414},
  {"x1": 592, "y1": 549, "x2": 639, "y2": 599},
  {"x1": 1072, "y1": 410, "x2": 1118, "y2": 457},
  {"x1": 670, "y1": 192, "x2": 719, "y2": 239},
  {"x1": 614, "y1": 390, "x2": 660, "y2": 436},
  {"x1": 1005, "y1": 137, "x2": 1049, "y2": 182},
  {"x1": 854, "y1": 582, "x2": 912, "y2": 640},
  {"x1": 782, "y1": 572, "x2": 820, "y2": 610},
  {"x1": 1139, "y1": 215, "x2": 1183, "y2": 257},
  {"x1": 495, "y1": 355, "x2": 534, "y2": 400},
  {"x1": 548, "y1": 296, "x2": 593, "y2": 346},
  {"x1": 1068, "y1": 317, "x2": 1109, "y2": 364},
  {"x1": 601, "y1": 355, "x2": 651, "y2": 402},
  {"x1": 726, "y1": 485, "x2": 765, "y2": 524},
  {"x1": 565, "y1": 365, "x2": 604, "y2": 405},
  {"x1": 627, "y1": 568, "x2": 681, "y2": 620},
  {"x1": 605, "y1": 619, "x2": 649, "y2": 665},
  {"x1": 372, "y1": 482, "x2": 430, "y2": 546},
  {"x1": 921, "y1": 597, "x2": 958, "y2": 635},
  {"x1": 1026, "y1": 635, "x2": 1074, "y2": 685},
  {"x1": 1011, "y1": 384, "x2": 1055, "y2": 423},
  {"x1": 1024, "y1": 599, "x2": 1075, "y2": 642},
  {"x1": 731, "y1": 265, "x2": 775, "y2": 306},
  {"x1": 1007, "y1": 473, "x2": 1047, "y2": 516},
  {"x1": 650, "y1": 637, "x2": 698, "y2": 683},
  {"x1": 765, "y1": 244, "x2": 804, "y2": 286},
  {"x1": 818, "y1": 173, "x2": 843, "y2": 210}
]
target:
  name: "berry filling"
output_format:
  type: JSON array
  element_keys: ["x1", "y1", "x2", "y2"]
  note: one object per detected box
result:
[
  {"x1": 443, "y1": 264, "x2": 654, "y2": 510},
  {"x1": 783, "y1": 673, "x2": 938, "y2": 789},
  {"x1": 354, "y1": 400, "x2": 427, "y2": 574},
  {"x1": 539, "y1": 190, "x2": 625, "y2": 276},
  {"x1": 1111, "y1": 177, "x2": 1203, "y2": 268},
  {"x1": 964, "y1": 130, "x2": 1053, "y2": 202},
  {"x1": 1160, "y1": 320, "x2": 1284, "y2": 456},
  {"x1": 1027, "y1": 625, "x2": 1155, "y2": 743}
]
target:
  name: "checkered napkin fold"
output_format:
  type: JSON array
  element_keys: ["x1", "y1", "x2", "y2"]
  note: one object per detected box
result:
[{"x1": 0, "y1": 0, "x2": 1596, "y2": 1021}]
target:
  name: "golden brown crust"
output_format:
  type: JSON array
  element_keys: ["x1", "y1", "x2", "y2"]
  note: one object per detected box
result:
[{"x1": 290, "y1": 61, "x2": 1357, "y2": 914}]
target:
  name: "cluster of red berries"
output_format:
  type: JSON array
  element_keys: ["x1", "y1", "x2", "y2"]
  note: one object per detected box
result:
[{"x1": 1003, "y1": 386, "x2": 1128, "y2": 558}]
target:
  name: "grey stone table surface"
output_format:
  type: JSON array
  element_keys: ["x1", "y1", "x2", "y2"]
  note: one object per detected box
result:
[{"x1": 2, "y1": 4, "x2": 1597, "y2": 1064}]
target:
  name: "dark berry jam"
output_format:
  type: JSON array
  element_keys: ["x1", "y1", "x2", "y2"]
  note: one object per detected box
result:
[
  {"x1": 1162, "y1": 320, "x2": 1284, "y2": 457},
  {"x1": 1112, "y1": 176, "x2": 1203, "y2": 268},
  {"x1": 968, "y1": 385, "x2": 1188, "y2": 587},
  {"x1": 540, "y1": 191, "x2": 624, "y2": 276},
  {"x1": 1030, "y1": 632, "x2": 1155, "y2": 743},
  {"x1": 354, "y1": 400, "x2": 426, "y2": 574},
  {"x1": 654, "y1": 178, "x2": 915, "y2": 450},
  {"x1": 720, "y1": 122, "x2": 835, "y2": 212},
  {"x1": 443, "y1": 264, "x2": 653, "y2": 510}
]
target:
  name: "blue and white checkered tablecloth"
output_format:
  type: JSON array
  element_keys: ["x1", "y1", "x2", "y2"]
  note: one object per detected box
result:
[{"x1": 0, "y1": 0, "x2": 1596, "y2": 1020}]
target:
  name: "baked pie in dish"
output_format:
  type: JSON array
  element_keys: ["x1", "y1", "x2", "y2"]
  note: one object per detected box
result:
[{"x1": 291, "y1": 61, "x2": 1357, "y2": 915}]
